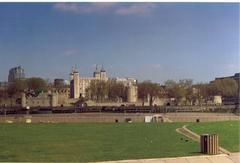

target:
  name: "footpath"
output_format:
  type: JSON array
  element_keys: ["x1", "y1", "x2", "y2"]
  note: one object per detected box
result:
[{"x1": 99, "y1": 153, "x2": 239, "y2": 163}]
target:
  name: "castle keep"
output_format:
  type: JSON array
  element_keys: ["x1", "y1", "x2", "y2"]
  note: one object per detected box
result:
[
  {"x1": 70, "y1": 65, "x2": 138, "y2": 103},
  {"x1": 70, "y1": 65, "x2": 108, "y2": 99}
]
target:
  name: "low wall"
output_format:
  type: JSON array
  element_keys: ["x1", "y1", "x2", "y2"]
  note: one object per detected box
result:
[{"x1": 0, "y1": 112, "x2": 239, "y2": 123}]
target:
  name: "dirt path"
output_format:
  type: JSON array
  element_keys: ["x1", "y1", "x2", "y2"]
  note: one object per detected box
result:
[{"x1": 176, "y1": 124, "x2": 231, "y2": 155}]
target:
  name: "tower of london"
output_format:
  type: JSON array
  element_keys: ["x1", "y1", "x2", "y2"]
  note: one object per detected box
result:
[{"x1": 70, "y1": 65, "x2": 108, "y2": 99}]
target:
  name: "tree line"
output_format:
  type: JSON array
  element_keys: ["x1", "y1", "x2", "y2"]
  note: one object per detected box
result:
[
  {"x1": 84, "y1": 78, "x2": 239, "y2": 105},
  {"x1": 138, "y1": 78, "x2": 239, "y2": 106},
  {"x1": 86, "y1": 79, "x2": 128, "y2": 102},
  {"x1": 0, "y1": 77, "x2": 48, "y2": 99},
  {"x1": 0, "y1": 77, "x2": 238, "y2": 106}
]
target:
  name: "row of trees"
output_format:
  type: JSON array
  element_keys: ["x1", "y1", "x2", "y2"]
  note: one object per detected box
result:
[
  {"x1": 137, "y1": 78, "x2": 239, "y2": 106},
  {"x1": 0, "y1": 77, "x2": 48, "y2": 98},
  {"x1": 86, "y1": 80, "x2": 128, "y2": 102}
]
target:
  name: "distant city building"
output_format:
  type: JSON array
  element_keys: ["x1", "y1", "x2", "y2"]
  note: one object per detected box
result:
[
  {"x1": 213, "y1": 72, "x2": 239, "y2": 92},
  {"x1": 0, "y1": 81, "x2": 8, "y2": 87},
  {"x1": 54, "y1": 79, "x2": 69, "y2": 87},
  {"x1": 70, "y1": 65, "x2": 108, "y2": 98},
  {"x1": 0, "y1": 81, "x2": 8, "y2": 90},
  {"x1": 215, "y1": 73, "x2": 240, "y2": 81},
  {"x1": 212, "y1": 73, "x2": 239, "y2": 105},
  {"x1": 8, "y1": 66, "x2": 25, "y2": 82}
]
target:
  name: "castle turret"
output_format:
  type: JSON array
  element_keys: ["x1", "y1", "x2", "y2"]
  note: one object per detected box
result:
[
  {"x1": 70, "y1": 65, "x2": 80, "y2": 98},
  {"x1": 70, "y1": 66, "x2": 74, "y2": 81},
  {"x1": 21, "y1": 93, "x2": 26, "y2": 108},
  {"x1": 100, "y1": 65, "x2": 107, "y2": 81},
  {"x1": 51, "y1": 92, "x2": 58, "y2": 107},
  {"x1": 127, "y1": 84, "x2": 138, "y2": 103},
  {"x1": 93, "y1": 65, "x2": 101, "y2": 79}
]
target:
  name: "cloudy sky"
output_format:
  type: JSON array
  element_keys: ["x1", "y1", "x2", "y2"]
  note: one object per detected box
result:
[{"x1": 0, "y1": 3, "x2": 239, "y2": 83}]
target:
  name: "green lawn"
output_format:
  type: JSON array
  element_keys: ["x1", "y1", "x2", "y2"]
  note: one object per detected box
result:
[
  {"x1": 188, "y1": 121, "x2": 240, "y2": 152},
  {"x1": 0, "y1": 123, "x2": 199, "y2": 162}
]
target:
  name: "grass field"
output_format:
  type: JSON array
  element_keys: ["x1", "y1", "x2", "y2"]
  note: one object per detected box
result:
[
  {"x1": 0, "y1": 123, "x2": 199, "y2": 162},
  {"x1": 188, "y1": 121, "x2": 240, "y2": 152}
]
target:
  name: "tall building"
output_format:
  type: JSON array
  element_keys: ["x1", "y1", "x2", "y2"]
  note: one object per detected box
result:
[
  {"x1": 8, "y1": 66, "x2": 25, "y2": 82},
  {"x1": 70, "y1": 65, "x2": 108, "y2": 98}
]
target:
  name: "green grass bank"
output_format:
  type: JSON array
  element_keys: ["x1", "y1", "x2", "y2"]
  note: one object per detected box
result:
[
  {"x1": 0, "y1": 123, "x2": 199, "y2": 162},
  {"x1": 188, "y1": 121, "x2": 240, "y2": 152}
]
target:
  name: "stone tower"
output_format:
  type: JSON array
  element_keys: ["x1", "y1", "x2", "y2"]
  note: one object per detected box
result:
[
  {"x1": 51, "y1": 92, "x2": 58, "y2": 107},
  {"x1": 70, "y1": 65, "x2": 80, "y2": 99},
  {"x1": 21, "y1": 92, "x2": 26, "y2": 108},
  {"x1": 100, "y1": 65, "x2": 107, "y2": 81},
  {"x1": 127, "y1": 84, "x2": 138, "y2": 103}
]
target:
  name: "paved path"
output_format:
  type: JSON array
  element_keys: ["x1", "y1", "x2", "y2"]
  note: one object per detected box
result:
[
  {"x1": 229, "y1": 153, "x2": 240, "y2": 163},
  {"x1": 98, "y1": 153, "x2": 240, "y2": 163}
]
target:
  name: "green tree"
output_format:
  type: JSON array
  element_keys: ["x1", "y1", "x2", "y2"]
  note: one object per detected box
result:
[
  {"x1": 26, "y1": 77, "x2": 47, "y2": 95},
  {"x1": 7, "y1": 79, "x2": 27, "y2": 97},
  {"x1": 179, "y1": 79, "x2": 193, "y2": 105},
  {"x1": 138, "y1": 81, "x2": 163, "y2": 106},
  {"x1": 87, "y1": 80, "x2": 109, "y2": 102},
  {"x1": 165, "y1": 80, "x2": 188, "y2": 105},
  {"x1": 210, "y1": 78, "x2": 238, "y2": 97},
  {"x1": 192, "y1": 83, "x2": 209, "y2": 105},
  {"x1": 108, "y1": 80, "x2": 127, "y2": 102}
]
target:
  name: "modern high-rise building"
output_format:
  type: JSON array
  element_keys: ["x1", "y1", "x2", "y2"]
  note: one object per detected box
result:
[{"x1": 8, "y1": 66, "x2": 25, "y2": 82}]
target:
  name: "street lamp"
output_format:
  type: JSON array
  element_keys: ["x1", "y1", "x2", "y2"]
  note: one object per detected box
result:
[
  {"x1": 25, "y1": 106, "x2": 31, "y2": 123},
  {"x1": 26, "y1": 106, "x2": 30, "y2": 115}
]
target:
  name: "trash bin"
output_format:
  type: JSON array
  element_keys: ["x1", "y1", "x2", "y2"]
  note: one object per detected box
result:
[{"x1": 200, "y1": 134, "x2": 219, "y2": 154}]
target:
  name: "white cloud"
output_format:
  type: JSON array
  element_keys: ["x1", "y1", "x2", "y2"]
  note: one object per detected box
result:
[
  {"x1": 53, "y1": 2, "x2": 116, "y2": 14},
  {"x1": 91, "y1": 2, "x2": 117, "y2": 9},
  {"x1": 53, "y1": 3, "x2": 156, "y2": 16},
  {"x1": 152, "y1": 64, "x2": 162, "y2": 69},
  {"x1": 63, "y1": 49, "x2": 79, "y2": 57},
  {"x1": 115, "y1": 3, "x2": 156, "y2": 16}
]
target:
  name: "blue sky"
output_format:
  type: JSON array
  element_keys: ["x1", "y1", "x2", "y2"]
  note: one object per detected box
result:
[{"x1": 0, "y1": 3, "x2": 239, "y2": 83}]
